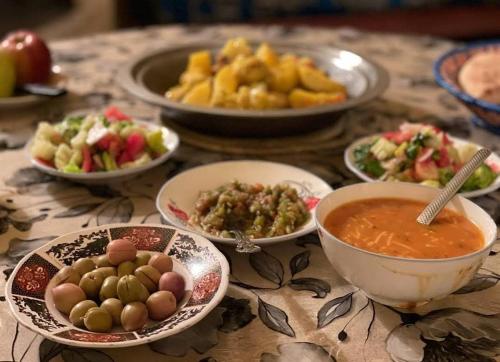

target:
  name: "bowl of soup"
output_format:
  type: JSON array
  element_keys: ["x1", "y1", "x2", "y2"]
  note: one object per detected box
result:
[{"x1": 314, "y1": 182, "x2": 497, "y2": 308}]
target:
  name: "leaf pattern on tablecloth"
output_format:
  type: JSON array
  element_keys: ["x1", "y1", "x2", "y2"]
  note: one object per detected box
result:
[
  {"x1": 261, "y1": 342, "x2": 336, "y2": 361},
  {"x1": 218, "y1": 296, "x2": 256, "y2": 332},
  {"x1": 0, "y1": 202, "x2": 47, "y2": 236},
  {"x1": 387, "y1": 308, "x2": 500, "y2": 362},
  {"x1": 149, "y1": 306, "x2": 223, "y2": 357},
  {"x1": 287, "y1": 278, "x2": 331, "y2": 298},
  {"x1": 5, "y1": 167, "x2": 54, "y2": 188},
  {"x1": 54, "y1": 203, "x2": 102, "y2": 218},
  {"x1": 317, "y1": 292, "x2": 353, "y2": 328},
  {"x1": 0, "y1": 236, "x2": 56, "y2": 266},
  {"x1": 96, "y1": 197, "x2": 134, "y2": 225},
  {"x1": 39, "y1": 339, "x2": 114, "y2": 362},
  {"x1": 453, "y1": 272, "x2": 500, "y2": 294},
  {"x1": 289, "y1": 250, "x2": 310, "y2": 276},
  {"x1": 250, "y1": 251, "x2": 284, "y2": 286},
  {"x1": 258, "y1": 298, "x2": 295, "y2": 337}
]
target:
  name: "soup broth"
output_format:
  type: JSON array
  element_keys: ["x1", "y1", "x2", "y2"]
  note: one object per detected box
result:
[{"x1": 324, "y1": 198, "x2": 484, "y2": 259}]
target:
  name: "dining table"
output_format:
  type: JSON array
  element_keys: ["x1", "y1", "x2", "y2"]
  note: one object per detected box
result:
[{"x1": 0, "y1": 24, "x2": 499, "y2": 362}]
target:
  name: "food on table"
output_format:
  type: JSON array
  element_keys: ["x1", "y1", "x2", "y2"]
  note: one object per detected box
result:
[
  {"x1": 117, "y1": 275, "x2": 150, "y2": 304},
  {"x1": 72, "y1": 257, "x2": 96, "y2": 276},
  {"x1": 84, "y1": 307, "x2": 113, "y2": 333},
  {"x1": 353, "y1": 123, "x2": 498, "y2": 191},
  {"x1": 79, "y1": 271, "x2": 104, "y2": 300},
  {"x1": 135, "y1": 265, "x2": 161, "y2": 292},
  {"x1": 121, "y1": 302, "x2": 148, "y2": 332},
  {"x1": 324, "y1": 197, "x2": 484, "y2": 259},
  {"x1": 107, "y1": 238, "x2": 137, "y2": 265},
  {"x1": 159, "y1": 272, "x2": 186, "y2": 301},
  {"x1": 458, "y1": 51, "x2": 500, "y2": 104},
  {"x1": 166, "y1": 37, "x2": 347, "y2": 109},
  {"x1": 69, "y1": 300, "x2": 98, "y2": 327},
  {"x1": 1, "y1": 30, "x2": 52, "y2": 86},
  {"x1": 189, "y1": 180, "x2": 310, "y2": 239},
  {"x1": 100, "y1": 298, "x2": 124, "y2": 325},
  {"x1": 30, "y1": 107, "x2": 169, "y2": 174},
  {"x1": 146, "y1": 291, "x2": 177, "y2": 320},
  {"x1": 53, "y1": 266, "x2": 81, "y2": 285},
  {"x1": 50, "y1": 240, "x2": 185, "y2": 333},
  {"x1": 0, "y1": 49, "x2": 16, "y2": 97},
  {"x1": 148, "y1": 253, "x2": 173, "y2": 273},
  {"x1": 52, "y1": 283, "x2": 86, "y2": 314}
]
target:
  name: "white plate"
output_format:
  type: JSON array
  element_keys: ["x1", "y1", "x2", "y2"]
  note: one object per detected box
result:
[
  {"x1": 27, "y1": 119, "x2": 179, "y2": 184},
  {"x1": 5, "y1": 224, "x2": 229, "y2": 348},
  {"x1": 156, "y1": 160, "x2": 333, "y2": 246},
  {"x1": 344, "y1": 134, "x2": 500, "y2": 198}
]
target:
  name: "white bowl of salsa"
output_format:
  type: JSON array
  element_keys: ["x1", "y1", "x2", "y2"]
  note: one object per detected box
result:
[{"x1": 314, "y1": 182, "x2": 497, "y2": 308}]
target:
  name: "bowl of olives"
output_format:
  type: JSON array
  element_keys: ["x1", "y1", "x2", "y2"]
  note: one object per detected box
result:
[{"x1": 5, "y1": 224, "x2": 229, "y2": 348}]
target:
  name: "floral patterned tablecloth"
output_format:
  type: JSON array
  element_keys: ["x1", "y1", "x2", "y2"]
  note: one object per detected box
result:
[{"x1": 0, "y1": 25, "x2": 499, "y2": 362}]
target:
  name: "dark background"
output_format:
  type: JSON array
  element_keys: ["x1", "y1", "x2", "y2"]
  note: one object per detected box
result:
[{"x1": 1, "y1": 0, "x2": 500, "y2": 40}]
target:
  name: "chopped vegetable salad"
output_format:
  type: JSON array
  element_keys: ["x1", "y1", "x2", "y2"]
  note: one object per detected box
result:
[
  {"x1": 353, "y1": 123, "x2": 498, "y2": 192},
  {"x1": 31, "y1": 107, "x2": 168, "y2": 173}
]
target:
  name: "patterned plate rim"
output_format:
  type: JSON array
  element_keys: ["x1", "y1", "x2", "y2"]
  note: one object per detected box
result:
[{"x1": 4, "y1": 223, "x2": 230, "y2": 348}]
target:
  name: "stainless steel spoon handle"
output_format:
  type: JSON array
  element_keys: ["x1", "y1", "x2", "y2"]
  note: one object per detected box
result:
[
  {"x1": 230, "y1": 230, "x2": 262, "y2": 253},
  {"x1": 416, "y1": 148, "x2": 491, "y2": 226}
]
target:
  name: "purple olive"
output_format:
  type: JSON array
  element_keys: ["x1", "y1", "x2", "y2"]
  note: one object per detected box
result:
[{"x1": 158, "y1": 272, "x2": 185, "y2": 301}]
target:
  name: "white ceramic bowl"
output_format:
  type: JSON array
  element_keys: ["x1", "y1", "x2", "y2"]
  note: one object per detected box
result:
[
  {"x1": 156, "y1": 160, "x2": 333, "y2": 246},
  {"x1": 27, "y1": 119, "x2": 179, "y2": 184},
  {"x1": 315, "y1": 182, "x2": 497, "y2": 308},
  {"x1": 344, "y1": 134, "x2": 500, "y2": 198}
]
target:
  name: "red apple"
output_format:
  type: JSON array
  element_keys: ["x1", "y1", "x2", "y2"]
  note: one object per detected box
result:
[{"x1": 1, "y1": 30, "x2": 51, "y2": 85}]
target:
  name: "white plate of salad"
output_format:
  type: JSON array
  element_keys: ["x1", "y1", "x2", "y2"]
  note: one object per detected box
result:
[
  {"x1": 27, "y1": 106, "x2": 179, "y2": 183},
  {"x1": 344, "y1": 122, "x2": 500, "y2": 198}
]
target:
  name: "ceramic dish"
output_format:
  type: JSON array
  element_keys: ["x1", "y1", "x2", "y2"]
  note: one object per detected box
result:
[
  {"x1": 0, "y1": 67, "x2": 66, "y2": 109},
  {"x1": 434, "y1": 40, "x2": 500, "y2": 134},
  {"x1": 156, "y1": 160, "x2": 333, "y2": 245},
  {"x1": 5, "y1": 224, "x2": 229, "y2": 348},
  {"x1": 26, "y1": 119, "x2": 179, "y2": 184},
  {"x1": 344, "y1": 134, "x2": 500, "y2": 198},
  {"x1": 117, "y1": 42, "x2": 389, "y2": 137},
  {"x1": 315, "y1": 182, "x2": 497, "y2": 308}
]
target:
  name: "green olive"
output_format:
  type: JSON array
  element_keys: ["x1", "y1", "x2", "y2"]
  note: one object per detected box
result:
[
  {"x1": 83, "y1": 307, "x2": 112, "y2": 332},
  {"x1": 54, "y1": 266, "x2": 81, "y2": 285},
  {"x1": 99, "y1": 276, "x2": 119, "y2": 301},
  {"x1": 95, "y1": 255, "x2": 112, "y2": 267},
  {"x1": 69, "y1": 300, "x2": 98, "y2": 327},
  {"x1": 121, "y1": 302, "x2": 148, "y2": 331},
  {"x1": 117, "y1": 275, "x2": 149, "y2": 304},
  {"x1": 134, "y1": 265, "x2": 161, "y2": 292},
  {"x1": 100, "y1": 298, "x2": 123, "y2": 326},
  {"x1": 93, "y1": 266, "x2": 117, "y2": 279},
  {"x1": 134, "y1": 252, "x2": 152, "y2": 267},
  {"x1": 117, "y1": 261, "x2": 136, "y2": 278},
  {"x1": 72, "y1": 258, "x2": 96, "y2": 276},
  {"x1": 79, "y1": 272, "x2": 104, "y2": 300}
]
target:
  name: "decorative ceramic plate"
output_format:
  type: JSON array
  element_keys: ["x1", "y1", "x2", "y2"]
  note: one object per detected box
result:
[
  {"x1": 26, "y1": 120, "x2": 179, "y2": 184},
  {"x1": 5, "y1": 224, "x2": 229, "y2": 348},
  {"x1": 156, "y1": 160, "x2": 333, "y2": 245},
  {"x1": 344, "y1": 134, "x2": 500, "y2": 198},
  {"x1": 118, "y1": 42, "x2": 389, "y2": 137}
]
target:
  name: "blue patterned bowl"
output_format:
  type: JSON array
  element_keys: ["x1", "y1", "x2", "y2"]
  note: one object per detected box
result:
[
  {"x1": 4, "y1": 224, "x2": 229, "y2": 348},
  {"x1": 434, "y1": 40, "x2": 500, "y2": 134}
]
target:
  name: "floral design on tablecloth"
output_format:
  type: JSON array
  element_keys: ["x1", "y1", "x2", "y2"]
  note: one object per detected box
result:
[{"x1": 0, "y1": 25, "x2": 499, "y2": 362}]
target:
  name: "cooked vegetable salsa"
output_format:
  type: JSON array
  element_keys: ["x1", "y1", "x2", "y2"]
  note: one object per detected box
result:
[
  {"x1": 190, "y1": 181, "x2": 310, "y2": 239},
  {"x1": 30, "y1": 107, "x2": 168, "y2": 173},
  {"x1": 353, "y1": 123, "x2": 498, "y2": 192}
]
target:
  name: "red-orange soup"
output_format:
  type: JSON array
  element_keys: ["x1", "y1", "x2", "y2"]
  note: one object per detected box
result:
[{"x1": 324, "y1": 198, "x2": 484, "y2": 259}]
